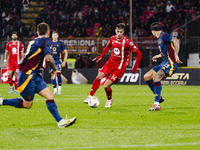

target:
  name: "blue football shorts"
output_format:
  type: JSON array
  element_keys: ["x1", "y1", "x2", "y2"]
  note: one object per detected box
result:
[
  {"x1": 153, "y1": 61, "x2": 178, "y2": 76},
  {"x1": 17, "y1": 71, "x2": 48, "y2": 101}
]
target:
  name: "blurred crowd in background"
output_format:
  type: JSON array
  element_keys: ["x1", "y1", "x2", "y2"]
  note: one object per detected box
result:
[{"x1": 1, "y1": 0, "x2": 200, "y2": 39}]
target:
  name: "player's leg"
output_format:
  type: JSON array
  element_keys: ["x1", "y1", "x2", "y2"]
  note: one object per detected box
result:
[
  {"x1": 0, "y1": 96, "x2": 32, "y2": 108},
  {"x1": 51, "y1": 69, "x2": 57, "y2": 95},
  {"x1": 144, "y1": 66, "x2": 165, "y2": 103},
  {"x1": 149, "y1": 69, "x2": 166, "y2": 111},
  {"x1": 144, "y1": 69, "x2": 156, "y2": 93},
  {"x1": 57, "y1": 64, "x2": 62, "y2": 95},
  {"x1": 7, "y1": 70, "x2": 14, "y2": 94},
  {"x1": 14, "y1": 70, "x2": 18, "y2": 94},
  {"x1": 38, "y1": 86, "x2": 76, "y2": 128},
  {"x1": 84, "y1": 72, "x2": 106, "y2": 103},
  {"x1": 104, "y1": 79, "x2": 113, "y2": 108}
]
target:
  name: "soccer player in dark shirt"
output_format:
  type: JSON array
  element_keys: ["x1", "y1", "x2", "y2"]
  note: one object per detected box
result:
[
  {"x1": 144, "y1": 22, "x2": 182, "y2": 111},
  {"x1": 0, "y1": 23, "x2": 76, "y2": 128}
]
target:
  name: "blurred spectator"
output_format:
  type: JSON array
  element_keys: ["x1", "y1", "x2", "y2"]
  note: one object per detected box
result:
[
  {"x1": 166, "y1": 1, "x2": 175, "y2": 13},
  {"x1": 75, "y1": 54, "x2": 85, "y2": 68},
  {"x1": 1, "y1": 0, "x2": 200, "y2": 38},
  {"x1": 87, "y1": 53, "x2": 95, "y2": 68}
]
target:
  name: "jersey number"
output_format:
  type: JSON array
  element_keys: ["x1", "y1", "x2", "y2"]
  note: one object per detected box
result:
[{"x1": 25, "y1": 41, "x2": 35, "y2": 56}]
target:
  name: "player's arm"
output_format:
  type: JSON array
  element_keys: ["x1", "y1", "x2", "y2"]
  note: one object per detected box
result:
[
  {"x1": 93, "y1": 39, "x2": 112, "y2": 62},
  {"x1": 152, "y1": 53, "x2": 162, "y2": 62},
  {"x1": 46, "y1": 54, "x2": 57, "y2": 80},
  {"x1": 171, "y1": 37, "x2": 182, "y2": 64},
  {"x1": 62, "y1": 49, "x2": 68, "y2": 67},
  {"x1": 4, "y1": 51, "x2": 9, "y2": 67},
  {"x1": 44, "y1": 39, "x2": 57, "y2": 79},
  {"x1": 131, "y1": 49, "x2": 142, "y2": 73},
  {"x1": 129, "y1": 42, "x2": 142, "y2": 73},
  {"x1": 4, "y1": 43, "x2": 9, "y2": 67},
  {"x1": 20, "y1": 43, "x2": 24, "y2": 57}
]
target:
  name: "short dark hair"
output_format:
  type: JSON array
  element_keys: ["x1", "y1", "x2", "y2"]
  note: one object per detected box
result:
[
  {"x1": 12, "y1": 31, "x2": 18, "y2": 35},
  {"x1": 116, "y1": 23, "x2": 125, "y2": 29},
  {"x1": 150, "y1": 22, "x2": 162, "y2": 31},
  {"x1": 37, "y1": 22, "x2": 50, "y2": 35},
  {"x1": 52, "y1": 31, "x2": 59, "y2": 35}
]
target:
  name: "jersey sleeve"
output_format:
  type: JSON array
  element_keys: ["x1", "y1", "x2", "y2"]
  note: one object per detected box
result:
[
  {"x1": 44, "y1": 38, "x2": 53, "y2": 55},
  {"x1": 160, "y1": 32, "x2": 173, "y2": 42},
  {"x1": 5, "y1": 43, "x2": 9, "y2": 51},
  {"x1": 99, "y1": 37, "x2": 112, "y2": 57},
  {"x1": 126, "y1": 40, "x2": 138, "y2": 52},
  {"x1": 20, "y1": 42, "x2": 24, "y2": 52},
  {"x1": 60, "y1": 41, "x2": 67, "y2": 50}
]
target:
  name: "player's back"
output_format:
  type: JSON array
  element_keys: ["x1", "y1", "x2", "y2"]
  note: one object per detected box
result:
[
  {"x1": 20, "y1": 37, "x2": 52, "y2": 75},
  {"x1": 158, "y1": 32, "x2": 176, "y2": 63}
]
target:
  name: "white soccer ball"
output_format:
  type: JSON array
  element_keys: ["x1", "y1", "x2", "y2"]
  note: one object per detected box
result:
[{"x1": 88, "y1": 97, "x2": 100, "y2": 108}]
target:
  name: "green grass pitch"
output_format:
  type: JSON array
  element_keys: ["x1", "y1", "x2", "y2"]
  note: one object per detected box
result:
[{"x1": 0, "y1": 84, "x2": 200, "y2": 150}]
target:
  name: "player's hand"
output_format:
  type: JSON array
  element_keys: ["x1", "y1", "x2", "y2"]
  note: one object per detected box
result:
[
  {"x1": 92, "y1": 56, "x2": 102, "y2": 62},
  {"x1": 152, "y1": 55, "x2": 160, "y2": 62},
  {"x1": 51, "y1": 70, "x2": 57, "y2": 80},
  {"x1": 4, "y1": 62, "x2": 7, "y2": 67},
  {"x1": 175, "y1": 55, "x2": 183, "y2": 64},
  {"x1": 61, "y1": 62, "x2": 66, "y2": 68}
]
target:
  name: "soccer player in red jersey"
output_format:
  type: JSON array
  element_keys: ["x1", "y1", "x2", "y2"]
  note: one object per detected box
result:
[
  {"x1": 4, "y1": 31, "x2": 24, "y2": 94},
  {"x1": 84, "y1": 23, "x2": 142, "y2": 108}
]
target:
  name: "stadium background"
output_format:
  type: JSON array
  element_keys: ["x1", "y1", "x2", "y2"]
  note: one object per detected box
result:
[{"x1": 0, "y1": 0, "x2": 200, "y2": 84}]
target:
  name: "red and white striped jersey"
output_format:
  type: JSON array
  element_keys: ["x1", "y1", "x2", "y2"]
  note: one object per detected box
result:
[
  {"x1": 107, "y1": 35, "x2": 138, "y2": 69},
  {"x1": 5, "y1": 41, "x2": 24, "y2": 64}
]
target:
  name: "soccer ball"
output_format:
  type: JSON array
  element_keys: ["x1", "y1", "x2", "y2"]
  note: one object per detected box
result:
[{"x1": 88, "y1": 97, "x2": 100, "y2": 108}]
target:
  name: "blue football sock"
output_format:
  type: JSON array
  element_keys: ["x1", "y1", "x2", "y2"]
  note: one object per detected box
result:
[
  {"x1": 46, "y1": 100, "x2": 62, "y2": 122},
  {"x1": 146, "y1": 79, "x2": 154, "y2": 93},
  {"x1": 154, "y1": 81, "x2": 162, "y2": 103},
  {"x1": 57, "y1": 75, "x2": 62, "y2": 86},
  {"x1": 3, "y1": 98, "x2": 23, "y2": 108},
  {"x1": 52, "y1": 79, "x2": 57, "y2": 88}
]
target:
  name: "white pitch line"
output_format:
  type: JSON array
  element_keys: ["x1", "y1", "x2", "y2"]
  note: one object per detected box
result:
[
  {"x1": 10, "y1": 142, "x2": 200, "y2": 150},
  {"x1": 34, "y1": 98, "x2": 83, "y2": 100}
]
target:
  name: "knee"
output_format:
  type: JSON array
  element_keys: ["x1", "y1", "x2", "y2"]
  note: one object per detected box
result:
[
  {"x1": 97, "y1": 73, "x2": 105, "y2": 80},
  {"x1": 104, "y1": 84, "x2": 110, "y2": 89},
  {"x1": 57, "y1": 72, "x2": 61, "y2": 76},
  {"x1": 23, "y1": 101, "x2": 33, "y2": 109},
  {"x1": 153, "y1": 77, "x2": 159, "y2": 82},
  {"x1": 144, "y1": 74, "x2": 150, "y2": 81}
]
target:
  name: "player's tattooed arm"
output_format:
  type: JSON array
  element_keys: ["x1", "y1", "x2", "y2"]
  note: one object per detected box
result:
[
  {"x1": 172, "y1": 37, "x2": 182, "y2": 64},
  {"x1": 46, "y1": 54, "x2": 56, "y2": 71},
  {"x1": 46, "y1": 54, "x2": 57, "y2": 80}
]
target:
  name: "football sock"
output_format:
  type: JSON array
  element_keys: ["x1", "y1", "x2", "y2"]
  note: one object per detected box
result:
[
  {"x1": 146, "y1": 79, "x2": 154, "y2": 93},
  {"x1": 57, "y1": 72, "x2": 62, "y2": 86},
  {"x1": 105, "y1": 87, "x2": 112, "y2": 100},
  {"x1": 46, "y1": 100, "x2": 62, "y2": 122},
  {"x1": 8, "y1": 76, "x2": 13, "y2": 87},
  {"x1": 3, "y1": 98, "x2": 23, "y2": 108},
  {"x1": 90, "y1": 78, "x2": 101, "y2": 96},
  {"x1": 14, "y1": 77, "x2": 18, "y2": 90},
  {"x1": 52, "y1": 79, "x2": 57, "y2": 88},
  {"x1": 154, "y1": 81, "x2": 162, "y2": 103}
]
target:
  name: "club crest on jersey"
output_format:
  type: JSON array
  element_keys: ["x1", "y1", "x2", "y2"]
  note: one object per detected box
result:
[
  {"x1": 57, "y1": 44, "x2": 59, "y2": 47},
  {"x1": 114, "y1": 48, "x2": 120, "y2": 55},
  {"x1": 12, "y1": 48, "x2": 17, "y2": 53},
  {"x1": 159, "y1": 40, "x2": 161, "y2": 45},
  {"x1": 115, "y1": 41, "x2": 121, "y2": 44}
]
